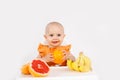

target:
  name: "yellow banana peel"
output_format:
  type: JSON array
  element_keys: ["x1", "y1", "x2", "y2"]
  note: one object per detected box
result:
[
  {"x1": 67, "y1": 52, "x2": 92, "y2": 72},
  {"x1": 71, "y1": 62, "x2": 79, "y2": 71},
  {"x1": 67, "y1": 59, "x2": 73, "y2": 70}
]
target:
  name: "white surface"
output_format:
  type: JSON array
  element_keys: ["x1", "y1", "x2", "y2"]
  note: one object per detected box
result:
[
  {"x1": 0, "y1": 0, "x2": 120, "y2": 80},
  {"x1": 16, "y1": 67, "x2": 99, "y2": 80}
]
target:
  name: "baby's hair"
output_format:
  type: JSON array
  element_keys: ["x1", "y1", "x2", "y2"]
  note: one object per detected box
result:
[{"x1": 45, "y1": 21, "x2": 64, "y2": 34}]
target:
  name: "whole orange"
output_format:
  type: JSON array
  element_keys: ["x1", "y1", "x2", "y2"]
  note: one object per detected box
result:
[{"x1": 53, "y1": 49, "x2": 64, "y2": 64}]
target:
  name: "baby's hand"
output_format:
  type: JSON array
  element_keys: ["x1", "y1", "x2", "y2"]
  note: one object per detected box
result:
[
  {"x1": 62, "y1": 50, "x2": 69, "y2": 60},
  {"x1": 42, "y1": 53, "x2": 54, "y2": 62},
  {"x1": 62, "y1": 50, "x2": 75, "y2": 61}
]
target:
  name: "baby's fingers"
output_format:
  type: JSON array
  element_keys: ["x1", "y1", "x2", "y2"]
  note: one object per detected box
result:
[{"x1": 62, "y1": 50, "x2": 67, "y2": 56}]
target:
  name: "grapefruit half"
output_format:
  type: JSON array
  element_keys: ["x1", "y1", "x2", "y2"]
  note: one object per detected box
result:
[{"x1": 29, "y1": 59, "x2": 50, "y2": 77}]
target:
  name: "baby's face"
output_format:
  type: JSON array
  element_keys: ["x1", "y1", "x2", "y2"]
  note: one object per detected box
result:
[{"x1": 44, "y1": 25, "x2": 65, "y2": 47}]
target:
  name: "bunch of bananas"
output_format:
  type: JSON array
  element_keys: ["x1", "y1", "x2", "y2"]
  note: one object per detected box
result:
[{"x1": 67, "y1": 52, "x2": 92, "y2": 72}]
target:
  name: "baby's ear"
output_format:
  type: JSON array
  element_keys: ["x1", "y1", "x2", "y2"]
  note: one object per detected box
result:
[
  {"x1": 64, "y1": 34, "x2": 66, "y2": 38},
  {"x1": 44, "y1": 35, "x2": 47, "y2": 39}
]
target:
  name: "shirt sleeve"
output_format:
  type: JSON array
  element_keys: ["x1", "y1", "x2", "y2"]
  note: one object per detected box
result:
[{"x1": 37, "y1": 43, "x2": 48, "y2": 57}]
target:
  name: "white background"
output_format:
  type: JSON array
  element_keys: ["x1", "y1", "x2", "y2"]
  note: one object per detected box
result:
[{"x1": 0, "y1": 0, "x2": 120, "y2": 80}]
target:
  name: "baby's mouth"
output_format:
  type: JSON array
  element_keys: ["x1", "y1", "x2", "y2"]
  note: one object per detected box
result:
[{"x1": 52, "y1": 41, "x2": 59, "y2": 44}]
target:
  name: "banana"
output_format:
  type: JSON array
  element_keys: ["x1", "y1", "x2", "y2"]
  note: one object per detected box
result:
[
  {"x1": 84, "y1": 55, "x2": 92, "y2": 71},
  {"x1": 67, "y1": 52, "x2": 92, "y2": 72},
  {"x1": 67, "y1": 59, "x2": 73, "y2": 70},
  {"x1": 79, "y1": 52, "x2": 92, "y2": 72},
  {"x1": 83, "y1": 55, "x2": 91, "y2": 66},
  {"x1": 75, "y1": 56, "x2": 80, "y2": 63},
  {"x1": 78, "y1": 52, "x2": 85, "y2": 67},
  {"x1": 79, "y1": 65, "x2": 90, "y2": 72},
  {"x1": 71, "y1": 61, "x2": 79, "y2": 71}
]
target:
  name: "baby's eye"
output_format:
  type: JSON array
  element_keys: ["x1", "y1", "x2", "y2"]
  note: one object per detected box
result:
[
  {"x1": 57, "y1": 34, "x2": 61, "y2": 37},
  {"x1": 49, "y1": 34, "x2": 54, "y2": 37}
]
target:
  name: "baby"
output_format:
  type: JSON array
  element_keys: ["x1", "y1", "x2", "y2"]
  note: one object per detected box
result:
[
  {"x1": 37, "y1": 21, "x2": 75, "y2": 66},
  {"x1": 21, "y1": 22, "x2": 75, "y2": 75}
]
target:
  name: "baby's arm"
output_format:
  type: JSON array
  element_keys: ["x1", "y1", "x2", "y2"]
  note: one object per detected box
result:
[
  {"x1": 67, "y1": 53, "x2": 75, "y2": 61},
  {"x1": 36, "y1": 53, "x2": 54, "y2": 62},
  {"x1": 37, "y1": 53, "x2": 56, "y2": 66},
  {"x1": 62, "y1": 51, "x2": 75, "y2": 61}
]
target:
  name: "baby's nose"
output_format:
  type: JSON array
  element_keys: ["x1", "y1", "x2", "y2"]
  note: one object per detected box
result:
[{"x1": 53, "y1": 35, "x2": 58, "y2": 39}]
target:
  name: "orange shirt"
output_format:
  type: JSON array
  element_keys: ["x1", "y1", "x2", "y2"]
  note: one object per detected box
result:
[{"x1": 38, "y1": 43, "x2": 71, "y2": 66}]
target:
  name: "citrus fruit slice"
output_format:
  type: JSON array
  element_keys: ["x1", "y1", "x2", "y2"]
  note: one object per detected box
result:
[
  {"x1": 21, "y1": 63, "x2": 30, "y2": 75},
  {"x1": 53, "y1": 49, "x2": 64, "y2": 64},
  {"x1": 29, "y1": 59, "x2": 50, "y2": 77}
]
